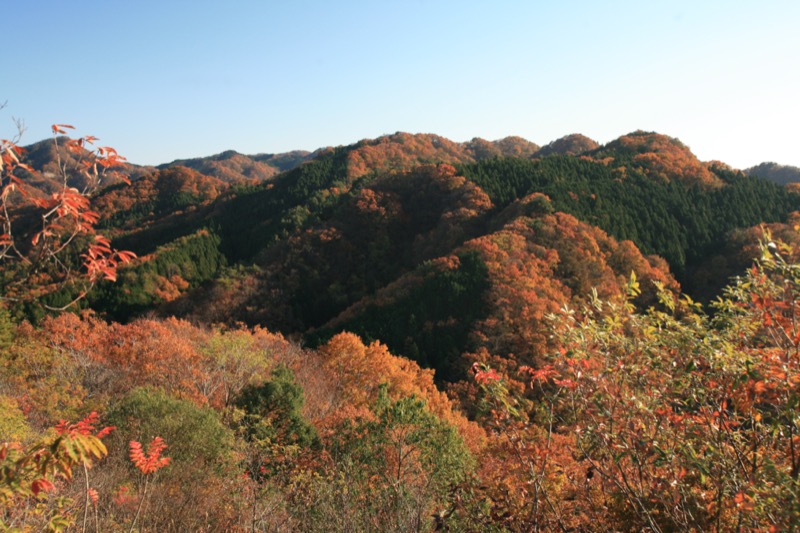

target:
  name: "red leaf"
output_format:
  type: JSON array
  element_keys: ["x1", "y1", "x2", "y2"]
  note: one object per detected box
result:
[
  {"x1": 31, "y1": 478, "x2": 55, "y2": 495},
  {"x1": 96, "y1": 426, "x2": 116, "y2": 439},
  {"x1": 51, "y1": 124, "x2": 75, "y2": 134}
]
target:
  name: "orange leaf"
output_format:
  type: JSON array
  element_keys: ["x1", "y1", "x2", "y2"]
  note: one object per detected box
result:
[
  {"x1": 734, "y1": 491, "x2": 755, "y2": 512},
  {"x1": 51, "y1": 124, "x2": 75, "y2": 134},
  {"x1": 31, "y1": 478, "x2": 55, "y2": 495}
]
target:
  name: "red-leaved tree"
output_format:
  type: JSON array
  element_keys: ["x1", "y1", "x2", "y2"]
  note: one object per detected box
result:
[{"x1": 1, "y1": 111, "x2": 135, "y2": 313}]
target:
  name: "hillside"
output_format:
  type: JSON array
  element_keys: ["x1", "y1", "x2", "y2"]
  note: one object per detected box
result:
[
  {"x1": 590, "y1": 130, "x2": 724, "y2": 187},
  {"x1": 17, "y1": 136, "x2": 154, "y2": 193},
  {"x1": 534, "y1": 133, "x2": 599, "y2": 156},
  {"x1": 160, "y1": 149, "x2": 313, "y2": 183},
  {"x1": 5, "y1": 128, "x2": 800, "y2": 530},
  {"x1": 306, "y1": 195, "x2": 676, "y2": 382},
  {"x1": 343, "y1": 132, "x2": 540, "y2": 178},
  {"x1": 5, "y1": 129, "x2": 795, "y2": 325},
  {"x1": 746, "y1": 161, "x2": 800, "y2": 185},
  {"x1": 68, "y1": 130, "x2": 796, "y2": 327}
]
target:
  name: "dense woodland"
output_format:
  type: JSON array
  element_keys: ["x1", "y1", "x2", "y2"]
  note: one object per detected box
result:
[{"x1": 3, "y1": 126, "x2": 800, "y2": 531}]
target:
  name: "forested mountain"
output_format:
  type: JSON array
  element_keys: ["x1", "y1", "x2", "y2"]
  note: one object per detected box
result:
[
  {"x1": 5, "y1": 128, "x2": 800, "y2": 530},
  {"x1": 746, "y1": 161, "x2": 800, "y2": 185},
  {"x1": 160, "y1": 149, "x2": 313, "y2": 183},
  {"x1": 534, "y1": 133, "x2": 599, "y2": 156},
  {"x1": 25, "y1": 128, "x2": 792, "y2": 340},
  {"x1": 151, "y1": 133, "x2": 540, "y2": 185},
  {"x1": 9, "y1": 128, "x2": 798, "y2": 355},
  {"x1": 17, "y1": 136, "x2": 154, "y2": 193},
  {"x1": 341, "y1": 132, "x2": 540, "y2": 178}
]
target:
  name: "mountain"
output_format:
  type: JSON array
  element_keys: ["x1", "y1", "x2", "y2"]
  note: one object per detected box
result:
[
  {"x1": 78, "y1": 130, "x2": 797, "y2": 328},
  {"x1": 306, "y1": 194, "x2": 677, "y2": 381},
  {"x1": 151, "y1": 132, "x2": 539, "y2": 185},
  {"x1": 17, "y1": 136, "x2": 154, "y2": 194},
  {"x1": 590, "y1": 130, "x2": 724, "y2": 187},
  {"x1": 159, "y1": 163, "x2": 678, "y2": 383},
  {"x1": 746, "y1": 162, "x2": 800, "y2": 185},
  {"x1": 6, "y1": 128, "x2": 800, "y2": 531},
  {"x1": 93, "y1": 166, "x2": 226, "y2": 236},
  {"x1": 535, "y1": 133, "x2": 599, "y2": 157},
  {"x1": 343, "y1": 132, "x2": 540, "y2": 178},
  {"x1": 9, "y1": 129, "x2": 798, "y2": 332},
  {"x1": 160, "y1": 149, "x2": 313, "y2": 183}
]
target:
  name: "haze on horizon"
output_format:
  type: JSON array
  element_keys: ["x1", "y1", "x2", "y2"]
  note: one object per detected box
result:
[{"x1": 4, "y1": 1, "x2": 799, "y2": 169}]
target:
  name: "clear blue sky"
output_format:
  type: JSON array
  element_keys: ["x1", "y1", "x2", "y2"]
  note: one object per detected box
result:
[{"x1": 4, "y1": 1, "x2": 799, "y2": 168}]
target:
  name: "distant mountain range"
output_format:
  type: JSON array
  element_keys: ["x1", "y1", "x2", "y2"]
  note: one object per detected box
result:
[
  {"x1": 6, "y1": 128, "x2": 800, "y2": 532},
  {"x1": 745, "y1": 162, "x2": 800, "y2": 185},
  {"x1": 158, "y1": 149, "x2": 314, "y2": 183},
  {"x1": 18, "y1": 130, "x2": 799, "y2": 190},
  {"x1": 11, "y1": 130, "x2": 800, "y2": 363},
  {"x1": 11, "y1": 128, "x2": 797, "y2": 382}
]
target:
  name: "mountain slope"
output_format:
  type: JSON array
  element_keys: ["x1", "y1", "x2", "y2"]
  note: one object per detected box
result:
[
  {"x1": 308, "y1": 196, "x2": 677, "y2": 381},
  {"x1": 746, "y1": 162, "x2": 800, "y2": 185},
  {"x1": 535, "y1": 133, "x2": 599, "y2": 157},
  {"x1": 160, "y1": 149, "x2": 313, "y2": 183},
  {"x1": 65, "y1": 130, "x2": 799, "y2": 357},
  {"x1": 16, "y1": 136, "x2": 154, "y2": 194},
  {"x1": 591, "y1": 130, "x2": 723, "y2": 187}
]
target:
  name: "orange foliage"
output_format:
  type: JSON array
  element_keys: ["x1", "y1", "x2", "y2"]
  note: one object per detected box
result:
[
  {"x1": 344, "y1": 132, "x2": 539, "y2": 179},
  {"x1": 346, "y1": 133, "x2": 474, "y2": 178},
  {"x1": 93, "y1": 166, "x2": 224, "y2": 234},
  {"x1": 463, "y1": 207, "x2": 677, "y2": 368},
  {"x1": 317, "y1": 332, "x2": 485, "y2": 451},
  {"x1": 14, "y1": 313, "x2": 294, "y2": 413},
  {"x1": 605, "y1": 131, "x2": 722, "y2": 187},
  {"x1": 1, "y1": 124, "x2": 135, "y2": 308},
  {"x1": 129, "y1": 437, "x2": 171, "y2": 475}
]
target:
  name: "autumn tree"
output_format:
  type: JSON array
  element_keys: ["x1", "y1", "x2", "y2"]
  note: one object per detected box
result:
[
  {"x1": 0, "y1": 116, "x2": 134, "y2": 316},
  {"x1": 103, "y1": 387, "x2": 240, "y2": 530},
  {"x1": 468, "y1": 235, "x2": 800, "y2": 531},
  {"x1": 0, "y1": 412, "x2": 114, "y2": 531},
  {"x1": 292, "y1": 385, "x2": 474, "y2": 532}
]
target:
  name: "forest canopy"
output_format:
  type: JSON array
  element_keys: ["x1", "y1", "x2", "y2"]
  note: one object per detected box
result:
[{"x1": 4, "y1": 127, "x2": 800, "y2": 530}]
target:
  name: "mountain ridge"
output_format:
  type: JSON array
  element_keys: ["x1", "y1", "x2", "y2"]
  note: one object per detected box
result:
[{"x1": 15, "y1": 130, "x2": 797, "y2": 189}]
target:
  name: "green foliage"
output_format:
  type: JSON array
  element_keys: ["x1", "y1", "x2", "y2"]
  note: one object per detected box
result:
[
  {"x1": 343, "y1": 385, "x2": 474, "y2": 489},
  {"x1": 107, "y1": 387, "x2": 234, "y2": 470},
  {"x1": 308, "y1": 251, "x2": 491, "y2": 382},
  {"x1": 235, "y1": 364, "x2": 318, "y2": 449},
  {"x1": 459, "y1": 156, "x2": 799, "y2": 275},
  {"x1": 295, "y1": 385, "x2": 474, "y2": 531},
  {"x1": 213, "y1": 149, "x2": 350, "y2": 262},
  {"x1": 0, "y1": 395, "x2": 28, "y2": 442},
  {"x1": 90, "y1": 229, "x2": 226, "y2": 320}
]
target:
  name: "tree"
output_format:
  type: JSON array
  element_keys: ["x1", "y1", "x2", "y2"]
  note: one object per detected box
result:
[
  {"x1": 0, "y1": 114, "x2": 134, "y2": 315},
  {"x1": 0, "y1": 412, "x2": 114, "y2": 532},
  {"x1": 468, "y1": 236, "x2": 800, "y2": 531},
  {"x1": 104, "y1": 387, "x2": 239, "y2": 531},
  {"x1": 296, "y1": 385, "x2": 474, "y2": 532}
]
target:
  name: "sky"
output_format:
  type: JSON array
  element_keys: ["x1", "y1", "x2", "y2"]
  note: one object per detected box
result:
[{"x1": 3, "y1": 1, "x2": 799, "y2": 168}]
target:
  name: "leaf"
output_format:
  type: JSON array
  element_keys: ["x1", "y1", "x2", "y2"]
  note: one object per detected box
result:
[
  {"x1": 734, "y1": 491, "x2": 755, "y2": 511},
  {"x1": 31, "y1": 478, "x2": 55, "y2": 496},
  {"x1": 51, "y1": 124, "x2": 75, "y2": 134},
  {"x1": 116, "y1": 250, "x2": 137, "y2": 263}
]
